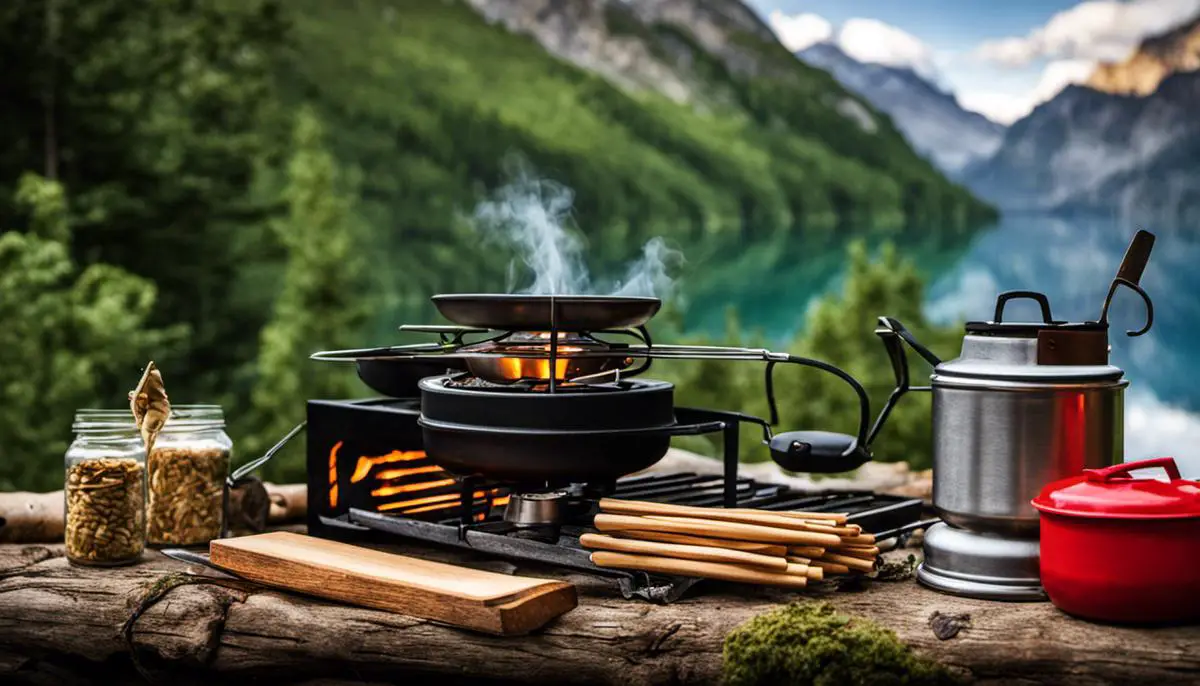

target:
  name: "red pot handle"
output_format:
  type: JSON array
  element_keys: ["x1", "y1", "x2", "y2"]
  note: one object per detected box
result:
[{"x1": 1085, "y1": 457, "x2": 1181, "y2": 483}]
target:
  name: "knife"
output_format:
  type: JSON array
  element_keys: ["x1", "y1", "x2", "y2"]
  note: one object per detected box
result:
[{"x1": 159, "y1": 548, "x2": 241, "y2": 579}]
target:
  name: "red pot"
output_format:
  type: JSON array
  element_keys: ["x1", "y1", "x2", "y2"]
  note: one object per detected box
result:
[{"x1": 1032, "y1": 457, "x2": 1200, "y2": 624}]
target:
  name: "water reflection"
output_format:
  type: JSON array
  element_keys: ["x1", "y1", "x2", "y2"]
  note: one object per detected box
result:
[{"x1": 680, "y1": 215, "x2": 1200, "y2": 475}]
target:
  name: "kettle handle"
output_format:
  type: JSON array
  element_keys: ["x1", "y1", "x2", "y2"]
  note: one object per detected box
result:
[
  {"x1": 1085, "y1": 457, "x2": 1181, "y2": 483},
  {"x1": 994, "y1": 291, "x2": 1054, "y2": 323}
]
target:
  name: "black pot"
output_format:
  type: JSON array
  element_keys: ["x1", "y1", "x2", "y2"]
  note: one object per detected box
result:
[{"x1": 417, "y1": 375, "x2": 697, "y2": 484}]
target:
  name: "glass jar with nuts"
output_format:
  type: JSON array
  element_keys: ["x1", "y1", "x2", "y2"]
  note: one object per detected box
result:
[
  {"x1": 146, "y1": 405, "x2": 232, "y2": 546},
  {"x1": 65, "y1": 411, "x2": 147, "y2": 566}
]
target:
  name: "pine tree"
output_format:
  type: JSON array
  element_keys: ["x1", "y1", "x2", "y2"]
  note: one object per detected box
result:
[
  {"x1": 246, "y1": 110, "x2": 368, "y2": 480},
  {"x1": 0, "y1": 174, "x2": 180, "y2": 490}
]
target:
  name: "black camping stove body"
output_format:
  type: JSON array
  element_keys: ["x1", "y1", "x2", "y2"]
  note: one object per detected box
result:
[{"x1": 306, "y1": 396, "x2": 924, "y2": 602}]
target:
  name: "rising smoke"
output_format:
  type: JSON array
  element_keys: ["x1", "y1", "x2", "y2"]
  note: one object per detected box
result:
[{"x1": 471, "y1": 163, "x2": 682, "y2": 298}]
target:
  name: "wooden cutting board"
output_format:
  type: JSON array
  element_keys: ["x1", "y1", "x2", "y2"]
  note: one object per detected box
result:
[{"x1": 209, "y1": 532, "x2": 577, "y2": 635}]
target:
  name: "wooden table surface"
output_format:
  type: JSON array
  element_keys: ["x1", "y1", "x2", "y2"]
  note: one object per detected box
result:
[{"x1": 1, "y1": 536, "x2": 1197, "y2": 685}]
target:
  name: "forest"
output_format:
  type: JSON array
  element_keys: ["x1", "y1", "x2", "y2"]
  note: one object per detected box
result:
[{"x1": 0, "y1": 0, "x2": 988, "y2": 490}]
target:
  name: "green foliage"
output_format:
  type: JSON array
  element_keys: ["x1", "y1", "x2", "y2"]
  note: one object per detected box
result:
[
  {"x1": 0, "y1": 175, "x2": 180, "y2": 490},
  {"x1": 245, "y1": 110, "x2": 369, "y2": 481},
  {"x1": 723, "y1": 602, "x2": 956, "y2": 686},
  {"x1": 0, "y1": 0, "x2": 289, "y2": 410},
  {"x1": 664, "y1": 240, "x2": 959, "y2": 469}
]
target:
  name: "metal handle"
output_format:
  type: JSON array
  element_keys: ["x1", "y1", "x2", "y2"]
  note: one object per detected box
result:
[
  {"x1": 763, "y1": 355, "x2": 870, "y2": 451},
  {"x1": 1086, "y1": 457, "x2": 1181, "y2": 483},
  {"x1": 1099, "y1": 230, "x2": 1155, "y2": 336},
  {"x1": 875, "y1": 317, "x2": 942, "y2": 367},
  {"x1": 228, "y1": 421, "x2": 307, "y2": 486},
  {"x1": 994, "y1": 291, "x2": 1054, "y2": 323}
]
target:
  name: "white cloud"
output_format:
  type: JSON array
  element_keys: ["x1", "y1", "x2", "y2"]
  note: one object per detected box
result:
[
  {"x1": 836, "y1": 18, "x2": 940, "y2": 80},
  {"x1": 767, "y1": 10, "x2": 832, "y2": 52},
  {"x1": 976, "y1": 0, "x2": 1200, "y2": 66},
  {"x1": 958, "y1": 59, "x2": 1096, "y2": 124},
  {"x1": 766, "y1": 12, "x2": 940, "y2": 80}
]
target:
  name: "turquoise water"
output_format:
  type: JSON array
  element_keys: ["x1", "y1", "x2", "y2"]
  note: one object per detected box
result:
[{"x1": 680, "y1": 215, "x2": 1200, "y2": 476}]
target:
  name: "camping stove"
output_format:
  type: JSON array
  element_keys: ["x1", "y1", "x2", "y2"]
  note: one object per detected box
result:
[{"x1": 294, "y1": 293, "x2": 930, "y2": 601}]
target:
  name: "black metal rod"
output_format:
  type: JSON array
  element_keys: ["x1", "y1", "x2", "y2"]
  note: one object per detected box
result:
[
  {"x1": 549, "y1": 294, "x2": 558, "y2": 394},
  {"x1": 723, "y1": 421, "x2": 739, "y2": 508}
]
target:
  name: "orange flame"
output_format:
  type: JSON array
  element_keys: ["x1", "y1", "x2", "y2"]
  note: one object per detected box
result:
[
  {"x1": 328, "y1": 441, "x2": 342, "y2": 509},
  {"x1": 349, "y1": 450, "x2": 427, "y2": 483},
  {"x1": 371, "y1": 478, "x2": 457, "y2": 498}
]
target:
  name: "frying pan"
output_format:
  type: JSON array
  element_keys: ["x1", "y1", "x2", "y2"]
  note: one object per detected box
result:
[
  {"x1": 356, "y1": 358, "x2": 466, "y2": 397},
  {"x1": 432, "y1": 294, "x2": 661, "y2": 331}
]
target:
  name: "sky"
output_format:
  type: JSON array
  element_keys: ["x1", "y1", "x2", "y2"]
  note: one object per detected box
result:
[{"x1": 747, "y1": 0, "x2": 1200, "y2": 124}]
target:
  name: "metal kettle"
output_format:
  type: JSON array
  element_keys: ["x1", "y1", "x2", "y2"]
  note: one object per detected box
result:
[{"x1": 876, "y1": 229, "x2": 1156, "y2": 599}]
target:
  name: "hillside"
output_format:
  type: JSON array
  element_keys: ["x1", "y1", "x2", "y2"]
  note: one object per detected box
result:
[
  {"x1": 797, "y1": 42, "x2": 1005, "y2": 173},
  {"x1": 280, "y1": 0, "x2": 994, "y2": 327}
]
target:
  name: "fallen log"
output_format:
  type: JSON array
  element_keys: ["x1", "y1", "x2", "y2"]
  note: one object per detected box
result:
[
  {"x1": 0, "y1": 482, "x2": 309, "y2": 543},
  {"x1": 0, "y1": 540, "x2": 1197, "y2": 685}
]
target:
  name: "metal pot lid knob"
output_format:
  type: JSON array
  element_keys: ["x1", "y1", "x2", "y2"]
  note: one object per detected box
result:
[{"x1": 1032, "y1": 457, "x2": 1200, "y2": 519}]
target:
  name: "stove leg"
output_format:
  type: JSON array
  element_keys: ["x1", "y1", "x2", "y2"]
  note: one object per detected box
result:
[
  {"x1": 457, "y1": 476, "x2": 478, "y2": 541},
  {"x1": 723, "y1": 421, "x2": 739, "y2": 508}
]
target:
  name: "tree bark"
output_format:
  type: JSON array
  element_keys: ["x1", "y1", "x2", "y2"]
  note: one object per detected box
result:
[{"x1": 0, "y1": 541, "x2": 1196, "y2": 685}]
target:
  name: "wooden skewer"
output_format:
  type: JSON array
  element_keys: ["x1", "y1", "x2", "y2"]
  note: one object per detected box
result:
[
  {"x1": 726, "y1": 508, "x2": 848, "y2": 525},
  {"x1": 787, "y1": 546, "x2": 826, "y2": 558},
  {"x1": 590, "y1": 551, "x2": 808, "y2": 589},
  {"x1": 782, "y1": 562, "x2": 823, "y2": 581},
  {"x1": 614, "y1": 530, "x2": 788, "y2": 557},
  {"x1": 831, "y1": 545, "x2": 880, "y2": 559},
  {"x1": 594, "y1": 514, "x2": 842, "y2": 547},
  {"x1": 579, "y1": 534, "x2": 787, "y2": 571},
  {"x1": 812, "y1": 560, "x2": 851, "y2": 575},
  {"x1": 819, "y1": 552, "x2": 876, "y2": 573},
  {"x1": 786, "y1": 555, "x2": 811, "y2": 565},
  {"x1": 838, "y1": 533, "x2": 876, "y2": 546},
  {"x1": 796, "y1": 521, "x2": 863, "y2": 536},
  {"x1": 640, "y1": 515, "x2": 843, "y2": 547},
  {"x1": 598, "y1": 499, "x2": 851, "y2": 535}
]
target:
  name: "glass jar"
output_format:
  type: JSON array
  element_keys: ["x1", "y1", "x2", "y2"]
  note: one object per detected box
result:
[
  {"x1": 65, "y1": 410, "x2": 147, "y2": 566},
  {"x1": 146, "y1": 405, "x2": 232, "y2": 546}
]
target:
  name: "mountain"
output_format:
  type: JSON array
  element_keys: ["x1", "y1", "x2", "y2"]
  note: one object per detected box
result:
[
  {"x1": 796, "y1": 42, "x2": 1005, "y2": 174},
  {"x1": 964, "y1": 49, "x2": 1200, "y2": 224},
  {"x1": 965, "y1": 13, "x2": 1200, "y2": 222},
  {"x1": 286, "y1": 0, "x2": 992, "y2": 261},
  {"x1": 1086, "y1": 16, "x2": 1200, "y2": 96}
]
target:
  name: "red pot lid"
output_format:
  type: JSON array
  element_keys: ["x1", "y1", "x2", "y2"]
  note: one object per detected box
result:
[{"x1": 1032, "y1": 457, "x2": 1200, "y2": 520}]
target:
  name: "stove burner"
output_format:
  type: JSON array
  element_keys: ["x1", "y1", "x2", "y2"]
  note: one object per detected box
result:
[
  {"x1": 503, "y1": 490, "x2": 569, "y2": 527},
  {"x1": 458, "y1": 331, "x2": 634, "y2": 385}
]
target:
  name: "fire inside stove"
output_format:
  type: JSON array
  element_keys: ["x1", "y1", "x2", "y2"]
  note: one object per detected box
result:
[{"x1": 327, "y1": 442, "x2": 508, "y2": 519}]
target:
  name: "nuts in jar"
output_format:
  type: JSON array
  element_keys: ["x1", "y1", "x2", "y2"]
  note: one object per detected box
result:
[
  {"x1": 147, "y1": 446, "x2": 229, "y2": 545},
  {"x1": 65, "y1": 457, "x2": 146, "y2": 565},
  {"x1": 144, "y1": 405, "x2": 232, "y2": 546}
]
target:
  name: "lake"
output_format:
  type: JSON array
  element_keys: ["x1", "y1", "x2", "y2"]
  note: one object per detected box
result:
[{"x1": 680, "y1": 215, "x2": 1200, "y2": 477}]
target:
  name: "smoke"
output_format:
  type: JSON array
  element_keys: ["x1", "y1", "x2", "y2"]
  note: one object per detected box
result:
[{"x1": 471, "y1": 164, "x2": 682, "y2": 297}]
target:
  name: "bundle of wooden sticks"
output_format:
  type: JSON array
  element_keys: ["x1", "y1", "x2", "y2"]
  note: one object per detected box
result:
[{"x1": 582, "y1": 498, "x2": 878, "y2": 589}]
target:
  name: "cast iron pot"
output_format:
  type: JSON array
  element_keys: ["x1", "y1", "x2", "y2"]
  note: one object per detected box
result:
[
  {"x1": 416, "y1": 375, "x2": 722, "y2": 485},
  {"x1": 1032, "y1": 457, "x2": 1200, "y2": 623}
]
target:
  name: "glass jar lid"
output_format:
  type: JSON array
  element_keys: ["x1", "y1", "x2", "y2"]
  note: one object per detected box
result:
[
  {"x1": 72, "y1": 409, "x2": 138, "y2": 432},
  {"x1": 160, "y1": 404, "x2": 226, "y2": 432}
]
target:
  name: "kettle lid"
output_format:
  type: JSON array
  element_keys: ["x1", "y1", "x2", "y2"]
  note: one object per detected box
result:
[
  {"x1": 964, "y1": 290, "x2": 1107, "y2": 338},
  {"x1": 1032, "y1": 458, "x2": 1200, "y2": 520}
]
